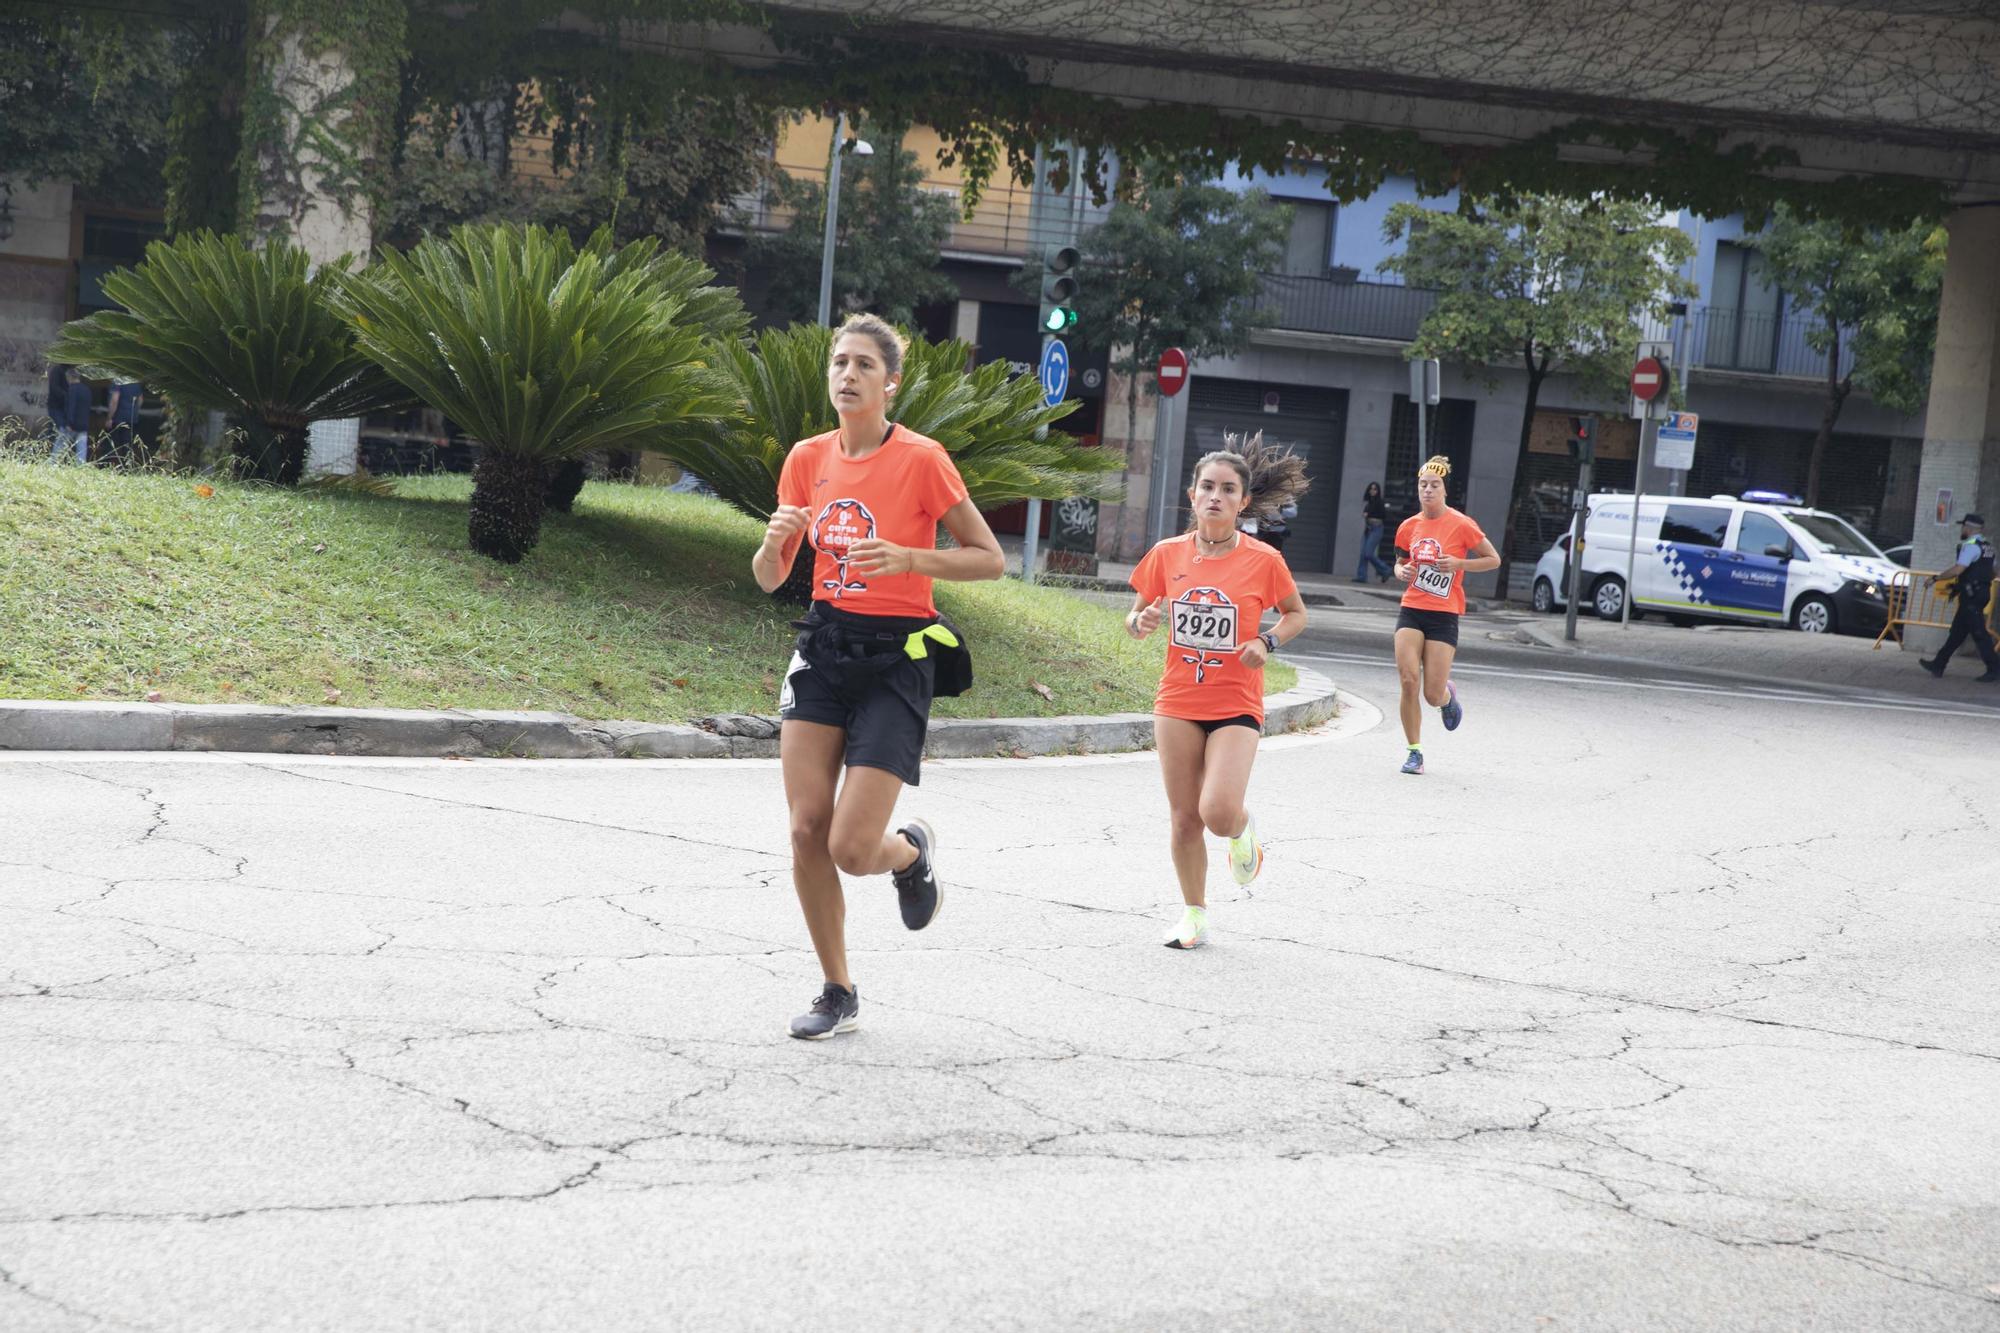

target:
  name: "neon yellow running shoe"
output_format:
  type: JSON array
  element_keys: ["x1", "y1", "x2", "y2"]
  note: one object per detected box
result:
[
  {"x1": 1227, "y1": 812, "x2": 1264, "y2": 885},
  {"x1": 1164, "y1": 905, "x2": 1208, "y2": 950}
]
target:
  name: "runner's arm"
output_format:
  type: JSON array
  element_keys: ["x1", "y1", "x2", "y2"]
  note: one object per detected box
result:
[
  {"x1": 1437, "y1": 538, "x2": 1500, "y2": 574},
  {"x1": 850, "y1": 496, "x2": 1005, "y2": 582},
  {"x1": 1238, "y1": 592, "x2": 1308, "y2": 667}
]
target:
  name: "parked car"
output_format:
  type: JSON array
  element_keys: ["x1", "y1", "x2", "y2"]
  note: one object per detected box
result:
[{"x1": 1529, "y1": 492, "x2": 1900, "y2": 636}]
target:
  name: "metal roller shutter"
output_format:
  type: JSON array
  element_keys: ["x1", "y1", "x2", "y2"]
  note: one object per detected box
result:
[{"x1": 1183, "y1": 379, "x2": 1348, "y2": 573}]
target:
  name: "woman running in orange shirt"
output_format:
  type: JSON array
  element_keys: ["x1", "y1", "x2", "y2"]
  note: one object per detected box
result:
[
  {"x1": 1391, "y1": 455, "x2": 1500, "y2": 775},
  {"x1": 752, "y1": 314, "x2": 1005, "y2": 1039},
  {"x1": 1126, "y1": 449, "x2": 1309, "y2": 949}
]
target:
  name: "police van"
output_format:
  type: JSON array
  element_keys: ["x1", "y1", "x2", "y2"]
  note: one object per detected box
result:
[{"x1": 1531, "y1": 491, "x2": 1900, "y2": 635}]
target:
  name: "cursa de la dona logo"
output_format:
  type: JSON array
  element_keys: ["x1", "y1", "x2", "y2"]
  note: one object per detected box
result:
[{"x1": 813, "y1": 497, "x2": 877, "y2": 598}]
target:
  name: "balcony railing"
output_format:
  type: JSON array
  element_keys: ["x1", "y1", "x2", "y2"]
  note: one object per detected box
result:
[
  {"x1": 1257, "y1": 273, "x2": 1440, "y2": 342},
  {"x1": 728, "y1": 166, "x2": 1095, "y2": 260},
  {"x1": 1685, "y1": 305, "x2": 1854, "y2": 381}
]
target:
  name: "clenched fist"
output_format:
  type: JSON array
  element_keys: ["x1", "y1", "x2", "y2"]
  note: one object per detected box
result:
[{"x1": 764, "y1": 504, "x2": 810, "y2": 550}]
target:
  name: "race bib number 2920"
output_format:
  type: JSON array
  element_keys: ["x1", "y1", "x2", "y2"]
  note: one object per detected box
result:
[
  {"x1": 1414, "y1": 563, "x2": 1455, "y2": 599},
  {"x1": 1171, "y1": 597, "x2": 1238, "y2": 651}
]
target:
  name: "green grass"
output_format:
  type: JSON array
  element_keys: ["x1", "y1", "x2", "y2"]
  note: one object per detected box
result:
[{"x1": 0, "y1": 464, "x2": 1295, "y2": 722}]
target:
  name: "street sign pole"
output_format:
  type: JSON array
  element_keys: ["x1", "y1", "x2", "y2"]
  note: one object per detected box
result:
[{"x1": 1623, "y1": 416, "x2": 1654, "y2": 627}]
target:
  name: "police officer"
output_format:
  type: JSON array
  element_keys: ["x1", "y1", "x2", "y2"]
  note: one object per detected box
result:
[{"x1": 1920, "y1": 512, "x2": 1999, "y2": 683}]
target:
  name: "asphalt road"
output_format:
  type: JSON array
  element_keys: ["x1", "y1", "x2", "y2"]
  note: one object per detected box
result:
[{"x1": 3, "y1": 642, "x2": 1997, "y2": 1331}]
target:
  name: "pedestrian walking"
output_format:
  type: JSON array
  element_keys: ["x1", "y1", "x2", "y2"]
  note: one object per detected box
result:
[
  {"x1": 104, "y1": 379, "x2": 144, "y2": 459},
  {"x1": 1353, "y1": 481, "x2": 1393, "y2": 582},
  {"x1": 1392, "y1": 455, "x2": 1500, "y2": 774},
  {"x1": 750, "y1": 314, "x2": 1002, "y2": 1040},
  {"x1": 45, "y1": 365, "x2": 89, "y2": 463},
  {"x1": 1920, "y1": 512, "x2": 1999, "y2": 683},
  {"x1": 1125, "y1": 448, "x2": 1308, "y2": 950}
]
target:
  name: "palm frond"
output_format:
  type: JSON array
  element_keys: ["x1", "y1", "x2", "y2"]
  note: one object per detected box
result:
[
  {"x1": 328, "y1": 224, "x2": 737, "y2": 464},
  {"x1": 46, "y1": 230, "x2": 407, "y2": 427},
  {"x1": 656, "y1": 323, "x2": 1124, "y2": 520}
]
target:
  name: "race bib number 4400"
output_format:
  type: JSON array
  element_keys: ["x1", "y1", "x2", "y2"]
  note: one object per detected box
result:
[
  {"x1": 1171, "y1": 591, "x2": 1239, "y2": 651},
  {"x1": 1414, "y1": 563, "x2": 1455, "y2": 599}
]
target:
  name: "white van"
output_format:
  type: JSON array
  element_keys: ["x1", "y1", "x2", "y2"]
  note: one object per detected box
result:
[{"x1": 1531, "y1": 492, "x2": 1899, "y2": 635}]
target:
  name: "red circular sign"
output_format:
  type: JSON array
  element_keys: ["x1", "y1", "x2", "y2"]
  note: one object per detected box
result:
[
  {"x1": 1631, "y1": 356, "x2": 1666, "y2": 402},
  {"x1": 1157, "y1": 347, "x2": 1189, "y2": 398}
]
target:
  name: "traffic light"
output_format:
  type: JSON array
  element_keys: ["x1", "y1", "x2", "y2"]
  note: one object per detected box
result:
[
  {"x1": 1567, "y1": 415, "x2": 1598, "y2": 464},
  {"x1": 1041, "y1": 244, "x2": 1079, "y2": 334}
]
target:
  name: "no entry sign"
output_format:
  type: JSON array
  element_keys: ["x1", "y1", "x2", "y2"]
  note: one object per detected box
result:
[
  {"x1": 1157, "y1": 347, "x2": 1189, "y2": 398},
  {"x1": 1630, "y1": 355, "x2": 1667, "y2": 402}
]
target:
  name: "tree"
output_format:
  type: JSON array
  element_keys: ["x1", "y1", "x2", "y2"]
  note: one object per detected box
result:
[
  {"x1": 1747, "y1": 205, "x2": 1948, "y2": 507},
  {"x1": 746, "y1": 121, "x2": 958, "y2": 326},
  {"x1": 0, "y1": 11, "x2": 184, "y2": 207},
  {"x1": 1381, "y1": 195, "x2": 1696, "y2": 593},
  {"x1": 48, "y1": 231, "x2": 407, "y2": 483},
  {"x1": 389, "y1": 5, "x2": 779, "y2": 255},
  {"x1": 332, "y1": 225, "x2": 737, "y2": 562},
  {"x1": 1053, "y1": 165, "x2": 1290, "y2": 488}
]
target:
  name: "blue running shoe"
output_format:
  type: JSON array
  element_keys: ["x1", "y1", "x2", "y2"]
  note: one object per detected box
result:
[
  {"x1": 1440, "y1": 681, "x2": 1463, "y2": 731},
  {"x1": 1400, "y1": 748, "x2": 1424, "y2": 776}
]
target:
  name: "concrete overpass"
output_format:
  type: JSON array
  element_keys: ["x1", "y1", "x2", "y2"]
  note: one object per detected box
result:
[{"x1": 642, "y1": 0, "x2": 2000, "y2": 590}]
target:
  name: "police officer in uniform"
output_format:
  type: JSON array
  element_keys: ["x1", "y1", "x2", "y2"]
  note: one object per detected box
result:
[{"x1": 1921, "y1": 512, "x2": 2000, "y2": 683}]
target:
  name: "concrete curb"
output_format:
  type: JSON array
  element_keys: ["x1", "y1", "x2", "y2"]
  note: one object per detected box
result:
[{"x1": 0, "y1": 666, "x2": 1338, "y2": 761}]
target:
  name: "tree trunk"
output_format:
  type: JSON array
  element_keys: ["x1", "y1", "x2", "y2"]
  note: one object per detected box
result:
[
  {"x1": 231, "y1": 416, "x2": 309, "y2": 485},
  {"x1": 1805, "y1": 328, "x2": 1851, "y2": 510},
  {"x1": 468, "y1": 450, "x2": 548, "y2": 563},
  {"x1": 1127, "y1": 368, "x2": 1143, "y2": 547},
  {"x1": 1494, "y1": 361, "x2": 1548, "y2": 601}
]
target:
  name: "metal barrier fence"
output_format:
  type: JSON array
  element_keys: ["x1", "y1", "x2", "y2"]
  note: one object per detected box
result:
[{"x1": 1875, "y1": 570, "x2": 2000, "y2": 647}]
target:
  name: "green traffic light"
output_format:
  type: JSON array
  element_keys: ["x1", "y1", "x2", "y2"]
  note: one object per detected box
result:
[{"x1": 1044, "y1": 307, "x2": 1068, "y2": 333}]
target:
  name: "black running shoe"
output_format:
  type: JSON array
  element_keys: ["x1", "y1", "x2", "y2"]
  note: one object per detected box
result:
[
  {"x1": 789, "y1": 982, "x2": 859, "y2": 1040},
  {"x1": 892, "y1": 818, "x2": 941, "y2": 930},
  {"x1": 1980, "y1": 669, "x2": 2000, "y2": 684}
]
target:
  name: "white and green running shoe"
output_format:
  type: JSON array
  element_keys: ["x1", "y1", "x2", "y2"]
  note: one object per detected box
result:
[
  {"x1": 1227, "y1": 812, "x2": 1264, "y2": 885},
  {"x1": 1164, "y1": 905, "x2": 1209, "y2": 950}
]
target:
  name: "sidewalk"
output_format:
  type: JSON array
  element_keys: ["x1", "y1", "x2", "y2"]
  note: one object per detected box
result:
[{"x1": 1503, "y1": 610, "x2": 2000, "y2": 703}]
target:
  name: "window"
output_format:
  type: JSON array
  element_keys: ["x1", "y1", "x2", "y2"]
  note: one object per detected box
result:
[
  {"x1": 1704, "y1": 240, "x2": 1781, "y2": 372},
  {"x1": 1782, "y1": 511, "x2": 1882, "y2": 558},
  {"x1": 1281, "y1": 201, "x2": 1335, "y2": 277},
  {"x1": 1736, "y1": 512, "x2": 1794, "y2": 559},
  {"x1": 1661, "y1": 504, "x2": 1728, "y2": 547}
]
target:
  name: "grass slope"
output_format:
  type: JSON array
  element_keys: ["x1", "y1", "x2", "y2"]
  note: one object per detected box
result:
[{"x1": 0, "y1": 466, "x2": 1295, "y2": 722}]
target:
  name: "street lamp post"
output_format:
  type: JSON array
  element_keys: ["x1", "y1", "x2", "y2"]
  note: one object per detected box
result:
[{"x1": 816, "y1": 115, "x2": 872, "y2": 328}]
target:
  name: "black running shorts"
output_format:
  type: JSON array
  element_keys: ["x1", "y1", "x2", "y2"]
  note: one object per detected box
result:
[
  {"x1": 1195, "y1": 714, "x2": 1261, "y2": 735},
  {"x1": 779, "y1": 646, "x2": 935, "y2": 787},
  {"x1": 1395, "y1": 607, "x2": 1460, "y2": 647}
]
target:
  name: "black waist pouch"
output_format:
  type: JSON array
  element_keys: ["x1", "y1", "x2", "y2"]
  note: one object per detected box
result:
[{"x1": 792, "y1": 605, "x2": 975, "y2": 699}]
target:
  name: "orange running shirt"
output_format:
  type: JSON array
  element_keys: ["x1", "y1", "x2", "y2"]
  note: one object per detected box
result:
[
  {"x1": 775, "y1": 425, "x2": 970, "y2": 619},
  {"x1": 1130, "y1": 533, "x2": 1299, "y2": 724},
  {"x1": 1396, "y1": 507, "x2": 1487, "y2": 616}
]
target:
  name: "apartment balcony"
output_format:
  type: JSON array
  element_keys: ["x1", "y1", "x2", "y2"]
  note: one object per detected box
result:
[
  {"x1": 1256, "y1": 273, "x2": 1440, "y2": 342},
  {"x1": 726, "y1": 168, "x2": 1067, "y2": 262},
  {"x1": 1684, "y1": 305, "x2": 1855, "y2": 381}
]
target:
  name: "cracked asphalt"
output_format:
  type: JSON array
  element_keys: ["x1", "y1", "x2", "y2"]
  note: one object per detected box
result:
[{"x1": 3, "y1": 658, "x2": 1997, "y2": 1332}]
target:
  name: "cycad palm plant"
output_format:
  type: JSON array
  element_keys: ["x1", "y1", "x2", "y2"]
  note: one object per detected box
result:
[
  {"x1": 47, "y1": 231, "x2": 405, "y2": 484},
  {"x1": 331, "y1": 225, "x2": 737, "y2": 562},
  {"x1": 665, "y1": 323, "x2": 1123, "y2": 600}
]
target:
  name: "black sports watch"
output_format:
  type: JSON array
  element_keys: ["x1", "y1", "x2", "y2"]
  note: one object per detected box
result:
[{"x1": 1259, "y1": 630, "x2": 1279, "y2": 653}]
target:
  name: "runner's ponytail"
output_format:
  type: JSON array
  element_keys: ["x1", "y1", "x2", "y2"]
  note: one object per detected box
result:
[{"x1": 1222, "y1": 429, "x2": 1312, "y2": 523}]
